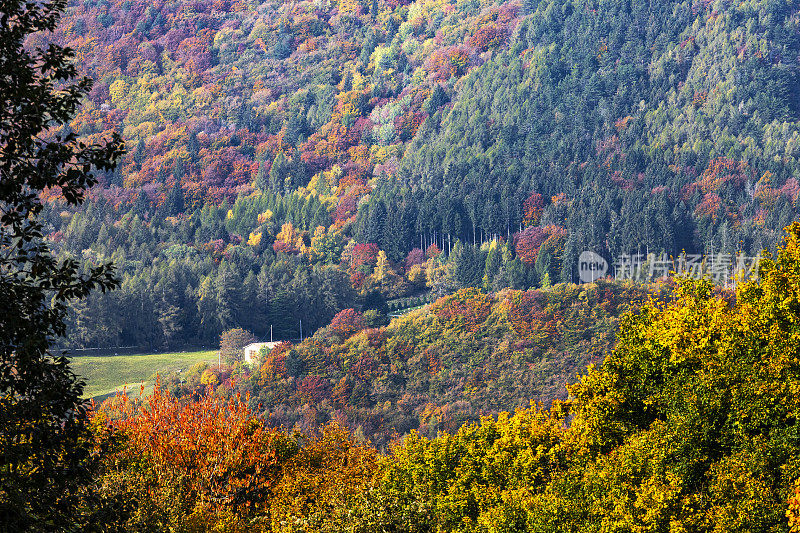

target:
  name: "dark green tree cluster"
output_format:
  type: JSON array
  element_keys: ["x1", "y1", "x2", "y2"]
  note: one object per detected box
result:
[
  {"x1": 52, "y1": 196, "x2": 552, "y2": 350},
  {"x1": 362, "y1": 0, "x2": 800, "y2": 276}
]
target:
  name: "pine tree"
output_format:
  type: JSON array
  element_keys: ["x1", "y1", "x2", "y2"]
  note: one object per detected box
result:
[{"x1": 163, "y1": 179, "x2": 184, "y2": 216}]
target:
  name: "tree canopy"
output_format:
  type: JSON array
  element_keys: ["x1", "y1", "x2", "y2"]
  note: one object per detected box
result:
[
  {"x1": 322, "y1": 221, "x2": 800, "y2": 532},
  {"x1": 0, "y1": 0, "x2": 123, "y2": 527}
]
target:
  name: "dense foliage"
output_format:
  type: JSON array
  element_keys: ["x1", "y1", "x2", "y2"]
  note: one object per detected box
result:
[
  {"x1": 156, "y1": 278, "x2": 660, "y2": 447},
  {"x1": 98, "y1": 386, "x2": 377, "y2": 531},
  {"x1": 0, "y1": 0, "x2": 124, "y2": 528},
  {"x1": 307, "y1": 221, "x2": 800, "y2": 532},
  {"x1": 43, "y1": 0, "x2": 800, "y2": 347}
]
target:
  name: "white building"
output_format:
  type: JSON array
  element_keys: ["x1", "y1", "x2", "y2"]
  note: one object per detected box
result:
[{"x1": 243, "y1": 341, "x2": 281, "y2": 364}]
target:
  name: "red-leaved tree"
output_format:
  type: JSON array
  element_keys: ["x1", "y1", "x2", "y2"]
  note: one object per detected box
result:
[
  {"x1": 104, "y1": 384, "x2": 298, "y2": 529},
  {"x1": 328, "y1": 308, "x2": 366, "y2": 339}
]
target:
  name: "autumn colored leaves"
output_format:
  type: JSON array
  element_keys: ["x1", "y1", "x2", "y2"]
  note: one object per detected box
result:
[{"x1": 97, "y1": 386, "x2": 376, "y2": 531}]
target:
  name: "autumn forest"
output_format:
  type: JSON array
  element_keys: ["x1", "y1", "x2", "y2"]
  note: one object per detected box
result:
[{"x1": 5, "y1": 0, "x2": 800, "y2": 530}]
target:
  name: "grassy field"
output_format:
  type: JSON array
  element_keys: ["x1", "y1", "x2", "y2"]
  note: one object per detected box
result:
[{"x1": 70, "y1": 350, "x2": 218, "y2": 400}]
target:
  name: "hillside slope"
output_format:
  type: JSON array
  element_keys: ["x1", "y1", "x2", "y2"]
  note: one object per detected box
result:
[
  {"x1": 376, "y1": 0, "x2": 800, "y2": 270},
  {"x1": 53, "y1": 0, "x2": 800, "y2": 258},
  {"x1": 157, "y1": 279, "x2": 668, "y2": 447}
]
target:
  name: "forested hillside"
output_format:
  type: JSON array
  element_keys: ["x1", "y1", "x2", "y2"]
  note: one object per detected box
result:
[
  {"x1": 91, "y1": 221, "x2": 800, "y2": 532},
  {"x1": 153, "y1": 279, "x2": 665, "y2": 447},
  {"x1": 46, "y1": 0, "x2": 800, "y2": 347},
  {"x1": 13, "y1": 0, "x2": 800, "y2": 528},
  {"x1": 395, "y1": 0, "x2": 800, "y2": 275}
]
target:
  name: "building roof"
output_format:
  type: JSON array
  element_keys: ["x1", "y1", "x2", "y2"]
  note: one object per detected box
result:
[{"x1": 243, "y1": 341, "x2": 281, "y2": 363}]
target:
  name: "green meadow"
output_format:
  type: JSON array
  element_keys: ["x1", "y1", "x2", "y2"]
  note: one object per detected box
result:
[{"x1": 70, "y1": 350, "x2": 218, "y2": 400}]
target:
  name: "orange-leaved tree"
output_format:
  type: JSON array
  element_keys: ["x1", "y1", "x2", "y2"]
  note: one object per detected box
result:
[
  {"x1": 269, "y1": 423, "x2": 378, "y2": 532},
  {"x1": 100, "y1": 384, "x2": 299, "y2": 531}
]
